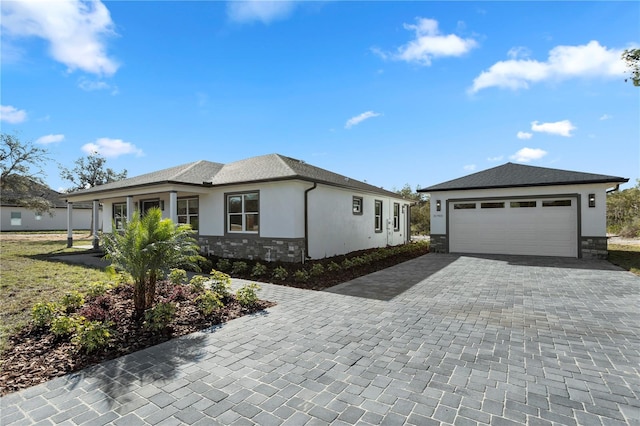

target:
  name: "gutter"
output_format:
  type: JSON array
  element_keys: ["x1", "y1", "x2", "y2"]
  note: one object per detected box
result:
[{"x1": 304, "y1": 182, "x2": 318, "y2": 262}]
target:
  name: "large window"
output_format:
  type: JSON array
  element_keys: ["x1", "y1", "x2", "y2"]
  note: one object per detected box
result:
[
  {"x1": 393, "y1": 203, "x2": 400, "y2": 231},
  {"x1": 178, "y1": 198, "x2": 199, "y2": 230},
  {"x1": 10, "y1": 212, "x2": 21, "y2": 226},
  {"x1": 227, "y1": 192, "x2": 259, "y2": 233},
  {"x1": 113, "y1": 203, "x2": 127, "y2": 230},
  {"x1": 374, "y1": 200, "x2": 383, "y2": 233}
]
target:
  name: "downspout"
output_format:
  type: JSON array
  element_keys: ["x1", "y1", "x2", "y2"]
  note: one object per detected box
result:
[{"x1": 304, "y1": 182, "x2": 318, "y2": 263}]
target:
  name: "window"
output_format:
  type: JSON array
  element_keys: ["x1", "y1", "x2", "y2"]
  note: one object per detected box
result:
[
  {"x1": 453, "y1": 203, "x2": 476, "y2": 210},
  {"x1": 113, "y1": 203, "x2": 127, "y2": 230},
  {"x1": 10, "y1": 212, "x2": 21, "y2": 226},
  {"x1": 352, "y1": 196, "x2": 363, "y2": 215},
  {"x1": 141, "y1": 199, "x2": 162, "y2": 215},
  {"x1": 374, "y1": 200, "x2": 383, "y2": 232},
  {"x1": 393, "y1": 203, "x2": 400, "y2": 231},
  {"x1": 178, "y1": 198, "x2": 199, "y2": 230},
  {"x1": 510, "y1": 201, "x2": 536, "y2": 208},
  {"x1": 543, "y1": 200, "x2": 572, "y2": 207},
  {"x1": 227, "y1": 192, "x2": 259, "y2": 233},
  {"x1": 481, "y1": 202, "x2": 505, "y2": 209}
]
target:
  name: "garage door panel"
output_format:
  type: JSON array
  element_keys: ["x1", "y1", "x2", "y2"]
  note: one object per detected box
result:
[{"x1": 450, "y1": 198, "x2": 577, "y2": 257}]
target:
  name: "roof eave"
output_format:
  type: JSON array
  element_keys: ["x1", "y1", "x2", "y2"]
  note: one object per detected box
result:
[{"x1": 418, "y1": 178, "x2": 630, "y2": 193}]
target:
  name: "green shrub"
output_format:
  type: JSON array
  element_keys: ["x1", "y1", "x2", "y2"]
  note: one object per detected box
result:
[
  {"x1": 144, "y1": 302, "x2": 176, "y2": 332},
  {"x1": 61, "y1": 291, "x2": 85, "y2": 312},
  {"x1": 272, "y1": 266, "x2": 288, "y2": 281},
  {"x1": 231, "y1": 261, "x2": 248, "y2": 275},
  {"x1": 251, "y1": 262, "x2": 268, "y2": 277},
  {"x1": 209, "y1": 270, "x2": 232, "y2": 297},
  {"x1": 236, "y1": 283, "x2": 260, "y2": 306},
  {"x1": 216, "y1": 258, "x2": 231, "y2": 272},
  {"x1": 31, "y1": 302, "x2": 59, "y2": 328},
  {"x1": 327, "y1": 261, "x2": 341, "y2": 272},
  {"x1": 72, "y1": 319, "x2": 112, "y2": 353},
  {"x1": 620, "y1": 217, "x2": 640, "y2": 238},
  {"x1": 189, "y1": 275, "x2": 208, "y2": 293},
  {"x1": 86, "y1": 281, "x2": 112, "y2": 298},
  {"x1": 293, "y1": 269, "x2": 309, "y2": 282},
  {"x1": 168, "y1": 268, "x2": 188, "y2": 285},
  {"x1": 309, "y1": 263, "x2": 325, "y2": 277},
  {"x1": 342, "y1": 258, "x2": 355, "y2": 269},
  {"x1": 351, "y1": 256, "x2": 368, "y2": 267},
  {"x1": 196, "y1": 290, "x2": 223, "y2": 316},
  {"x1": 51, "y1": 315, "x2": 81, "y2": 337}
]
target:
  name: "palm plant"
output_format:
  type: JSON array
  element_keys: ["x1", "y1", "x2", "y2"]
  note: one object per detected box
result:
[{"x1": 102, "y1": 208, "x2": 203, "y2": 317}]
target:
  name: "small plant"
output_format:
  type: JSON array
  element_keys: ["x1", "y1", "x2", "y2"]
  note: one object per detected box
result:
[
  {"x1": 236, "y1": 283, "x2": 261, "y2": 306},
  {"x1": 293, "y1": 269, "x2": 309, "y2": 282},
  {"x1": 231, "y1": 261, "x2": 248, "y2": 275},
  {"x1": 168, "y1": 268, "x2": 188, "y2": 285},
  {"x1": 342, "y1": 258, "x2": 355, "y2": 269},
  {"x1": 251, "y1": 262, "x2": 268, "y2": 277},
  {"x1": 144, "y1": 302, "x2": 176, "y2": 332},
  {"x1": 272, "y1": 266, "x2": 288, "y2": 281},
  {"x1": 86, "y1": 281, "x2": 112, "y2": 298},
  {"x1": 51, "y1": 315, "x2": 81, "y2": 337},
  {"x1": 31, "y1": 302, "x2": 59, "y2": 328},
  {"x1": 196, "y1": 290, "x2": 223, "y2": 316},
  {"x1": 209, "y1": 270, "x2": 232, "y2": 298},
  {"x1": 309, "y1": 263, "x2": 325, "y2": 277},
  {"x1": 327, "y1": 261, "x2": 342, "y2": 272},
  {"x1": 216, "y1": 258, "x2": 231, "y2": 272},
  {"x1": 189, "y1": 275, "x2": 208, "y2": 293},
  {"x1": 61, "y1": 291, "x2": 85, "y2": 312},
  {"x1": 72, "y1": 319, "x2": 112, "y2": 353}
]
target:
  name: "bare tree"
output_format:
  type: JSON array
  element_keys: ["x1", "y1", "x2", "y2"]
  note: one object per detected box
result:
[{"x1": 60, "y1": 152, "x2": 127, "y2": 191}]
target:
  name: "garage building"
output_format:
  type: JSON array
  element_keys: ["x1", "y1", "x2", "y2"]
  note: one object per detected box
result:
[{"x1": 419, "y1": 163, "x2": 628, "y2": 259}]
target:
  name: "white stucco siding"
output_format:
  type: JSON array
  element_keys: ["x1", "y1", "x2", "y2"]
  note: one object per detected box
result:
[{"x1": 1, "y1": 206, "x2": 93, "y2": 231}]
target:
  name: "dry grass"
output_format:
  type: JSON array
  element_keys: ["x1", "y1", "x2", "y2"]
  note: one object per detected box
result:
[
  {"x1": 0, "y1": 233, "x2": 110, "y2": 353},
  {"x1": 608, "y1": 243, "x2": 640, "y2": 276}
]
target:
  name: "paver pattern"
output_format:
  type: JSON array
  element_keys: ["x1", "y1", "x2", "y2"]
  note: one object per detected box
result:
[{"x1": 2, "y1": 254, "x2": 639, "y2": 425}]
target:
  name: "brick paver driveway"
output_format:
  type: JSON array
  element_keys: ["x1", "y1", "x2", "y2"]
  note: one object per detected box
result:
[{"x1": 2, "y1": 254, "x2": 639, "y2": 425}]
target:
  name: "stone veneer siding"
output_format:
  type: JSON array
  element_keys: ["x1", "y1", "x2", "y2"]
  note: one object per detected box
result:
[
  {"x1": 581, "y1": 236, "x2": 608, "y2": 260},
  {"x1": 429, "y1": 234, "x2": 448, "y2": 254},
  {"x1": 198, "y1": 235, "x2": 306, "y2": 263}
]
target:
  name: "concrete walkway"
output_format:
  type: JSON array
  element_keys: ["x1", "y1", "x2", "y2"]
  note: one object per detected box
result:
[{"x1": 2, "y1": 254, "x2": 639, "y2": 425}]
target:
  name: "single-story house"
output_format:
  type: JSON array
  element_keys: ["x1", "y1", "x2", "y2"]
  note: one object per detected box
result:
[
  {"x1": 63, "y1": 153, "x2": 412, "y2": 262},
  {"x1": 1, "y1": 180, "x2": 94, "y2": 232},
  {"x1": 418, "y1": 162, "x2": 628, "y2": 259}
]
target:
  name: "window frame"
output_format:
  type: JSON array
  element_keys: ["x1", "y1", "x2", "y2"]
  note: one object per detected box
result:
[
  {"x1": 113, "y1": 202, "x2": 127, "y2": 230},
  {"x1": 352, "y1": 196, "x2": 363, "y2": 215},
  {"x1": 393, "y1": 203, "x2": 400, "y2": 231},
  {"x1": 10, "y1": 211, "x2": 21, "y2": 226},
  {"x1": 226, "y1": 191, "x2": 260, "y2": 234},
  {"x1": 374, "y1": 200, "x2": 383, "y2": 233},
  {"x1": 177, "y1": 197, "x2": 199, "y2": 231}
]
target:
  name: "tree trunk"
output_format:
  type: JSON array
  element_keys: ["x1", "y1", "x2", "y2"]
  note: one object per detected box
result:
[
  {"x1": 145, "y1": 273, "x2": 157, "y2": 310},
  {"x1": 133, "y1": 280, "x2": 146, "y2": 318}
]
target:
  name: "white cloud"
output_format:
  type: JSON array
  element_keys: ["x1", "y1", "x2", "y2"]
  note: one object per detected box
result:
[
  {"x1": 82, "y1": 138, "x2": 143, "y2": 158},
  {"x1": 1, "y1": 0, "x2": 119, "y2": 76},
  {"x1": 531, "y1": 120, "x2": 576, "y2": 137},
  {"x1": 374, "y1": 17, "x2": 478, "y2": 66},
  {"x1": 227, "y1": 1, "x2": 296, "y2": 24},
  {"x1": 463, "y1": 164, "x2": 477, "y2": 171},
  {"x1": 0, "y1": 105, "x2": 27, "y2": 123},
  {"x1": 510, "y1": 147, "x2": 548, "y2": 163},
  {"x1": 507, "y1": 46, "x2": 531, "y2": 59},
  {"x1": 35, "y1": 134, "x2": 64, "y2": 144},
  {"x1": 470, "y1": 41, "x2": 627, "y2": 93},
  {"x1": 345, "y1": 111, "x2": 381, "y2": 129},
  {"x1": 517, "y1": 131, "x2": 533, "y2": 140},
  {"x1": 599, "y1": 114, "x2": 612, "y2": 121},
  {"x1": 78, "y1": 77, "x2": 118, "y2": 94},
  {"x1": 487, "y1": 155, "x2": 503, "y2": 162}
]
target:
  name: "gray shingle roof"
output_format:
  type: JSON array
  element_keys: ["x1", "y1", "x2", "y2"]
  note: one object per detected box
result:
[
  {"x1": 418, "y1": 162, "x2": 628, "y2": 192},
  {"x1": 65, "y1": 154, "x2": 401, "y2": 198}
]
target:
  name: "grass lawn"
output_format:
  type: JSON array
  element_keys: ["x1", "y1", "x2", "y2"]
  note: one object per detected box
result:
[
  {"x1": 0, "y1": 234, "x2": 110, "y2": 353},
  {"x1": 608, "y1": 243, "x2": 640, "y2": 276}
]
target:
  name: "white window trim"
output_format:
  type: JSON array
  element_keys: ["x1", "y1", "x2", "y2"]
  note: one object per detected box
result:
[{"x1": 227, "y1": 192, "x2": 260, "y2": 234}]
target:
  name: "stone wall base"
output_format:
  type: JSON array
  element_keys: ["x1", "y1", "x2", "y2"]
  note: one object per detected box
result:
[
  {"x1": 429, "y1": 234, "x2": 448, "y2": 253},
  {"x1": 198, "y1": 235, "x2": 306, "y2": 263},
  {"x1": 581, "y1": 236, "x2": 608, "y2": 260}
]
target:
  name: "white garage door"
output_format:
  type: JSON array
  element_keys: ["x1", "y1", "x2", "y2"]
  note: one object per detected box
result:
[{"x1": 449, "y1": 198, "x2": 578, "y2": 257}]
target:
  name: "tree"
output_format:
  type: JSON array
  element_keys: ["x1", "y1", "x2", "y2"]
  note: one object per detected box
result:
[
  {"x1": 59, "y1": 152, "x2": 127, "y2": 191},
  {"x1": 396, "y1": 184, "x2": 430, "y2": 235},
  {"x1": 0, "y1": 133, "x2": 53, "y2": 213},
  {"x1": 622, "y1": 48, "x2": 640, "y2": 87},
  {"x1": 102, "y1": 208, "x2": 204, "y2": 317},
  {"x1": 607, "y1": 180, "x2": 640, "y2": 237}
]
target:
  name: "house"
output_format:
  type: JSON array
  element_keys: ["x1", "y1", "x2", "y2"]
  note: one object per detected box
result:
[
  {"x1": 1, "y1": 180, "x2": 93, "y2": 232},
  {"x1": 418, "y1": 163, "x2": 628, "y2": 259},
  {"x1": 62, "y1": 154, "x2": 412, "y2": 262}
]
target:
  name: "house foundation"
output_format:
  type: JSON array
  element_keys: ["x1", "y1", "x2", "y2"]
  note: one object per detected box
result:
[
  {"x1": 581, "y1": 236, "x2": 608, "y2": 260},
  {"x1": 198, "y1": 236, "x2": 306, "y2": 263}
]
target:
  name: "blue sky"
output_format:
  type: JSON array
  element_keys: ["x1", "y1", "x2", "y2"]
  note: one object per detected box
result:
[{"x1": 2, "y1": 1, "x2": 638, "y2": 193}]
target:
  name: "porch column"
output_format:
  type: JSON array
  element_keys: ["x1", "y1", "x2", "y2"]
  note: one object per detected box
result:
[
  {"x1": 126, "y1": 196, "x2": 133, "y2": 221},
  {"x1": 66, "y1": 202, "x2": 73, "y2": 248},
  {"x1": 92, "y1": 200, "x2": 100, "y2": 250},
  {"x1": 169, "y1": 191, "x2": 178, "y2": 223}
]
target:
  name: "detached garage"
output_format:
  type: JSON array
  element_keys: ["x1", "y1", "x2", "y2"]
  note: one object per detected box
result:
[{"x1": 419, "y1": 163, "x2": 628, "y2": 259}]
